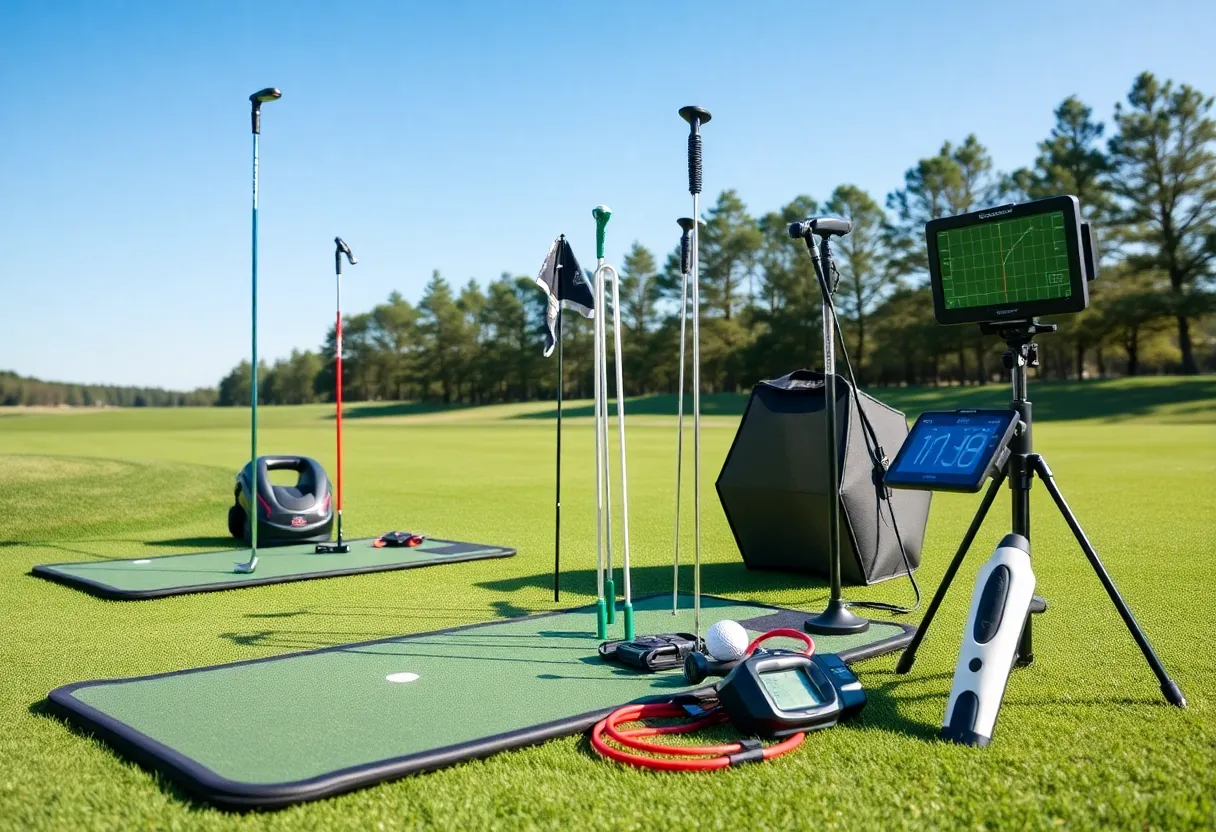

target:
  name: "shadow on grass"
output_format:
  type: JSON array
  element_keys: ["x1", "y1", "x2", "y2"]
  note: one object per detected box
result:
[
  {"x1": 6, "y1": 536, "x2": 240, "y2": 562},
  {"x1": 479, "y1": 561, "x2": 831, "y2": 601},
  {"x1": 512, "y1": 393, "x2": 746, "y2": 420},
  {"x1": 510, "y1": 377, "x2": 1216, "y2": 423},
  {"x1": 338, "y1": 401, "x2": 475, "y2": 420},
  {"x1": 145, "y1": 536, "x2": 236, "y2": 549}
]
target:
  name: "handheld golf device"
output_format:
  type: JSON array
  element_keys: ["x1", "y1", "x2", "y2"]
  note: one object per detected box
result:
[
  {"x1": 316, "y1": 237, "x2": 357, "y2": 555},
  {"x1": 940, "y1": 534, "x2": 1036, "y2": 747},
  {"x1": 236, "y1": 86, "x2": 283, "y2": 575}
]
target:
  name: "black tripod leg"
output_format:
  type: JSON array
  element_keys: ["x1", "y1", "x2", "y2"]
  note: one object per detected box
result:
[
  {"x1": 1033, "y1": 457, "x2": 1186, "y2": 707},
  {"x1": 896, "y1": 471, "x2": 1007, "y2": 674}
]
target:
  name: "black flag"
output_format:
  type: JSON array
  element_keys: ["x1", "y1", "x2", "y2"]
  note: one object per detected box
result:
[{"x1": 535, "y1": 235, "x2": 594, "y2": 357}]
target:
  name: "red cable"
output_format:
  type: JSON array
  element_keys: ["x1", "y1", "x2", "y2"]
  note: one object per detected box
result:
[{"x1": 590, "y1": 629, "x2": 816, "y2": 771}]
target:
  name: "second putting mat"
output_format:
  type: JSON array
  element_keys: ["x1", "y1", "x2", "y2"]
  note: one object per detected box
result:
[
  {"x1": 32, "y1": 537, "x2": 515, "y2": 600},
  {"x1": 49, "y1": 593, "x2": 912, "y2": 809}
]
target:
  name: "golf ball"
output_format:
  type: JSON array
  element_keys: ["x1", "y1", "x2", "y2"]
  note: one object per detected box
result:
[{"x1": 706, "y1": 620, "x2": 749, "y2": 662}]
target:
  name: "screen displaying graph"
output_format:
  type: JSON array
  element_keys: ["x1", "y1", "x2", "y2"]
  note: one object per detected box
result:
[{"x1": 935, "y1": 210, "x2": 1072, "y2": 310}]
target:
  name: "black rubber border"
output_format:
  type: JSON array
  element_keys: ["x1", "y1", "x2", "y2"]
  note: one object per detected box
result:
[
  {"x1": 30, "y1": 538, "x2": 516, "y2": 600},
  {"x1": 45, "y1": 594, "x2": 913, "y2": 810}
]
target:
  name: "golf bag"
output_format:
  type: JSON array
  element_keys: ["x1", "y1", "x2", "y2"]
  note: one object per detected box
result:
[{"x1": 715, "y1": 370, "x2": 931, "y2": 585}]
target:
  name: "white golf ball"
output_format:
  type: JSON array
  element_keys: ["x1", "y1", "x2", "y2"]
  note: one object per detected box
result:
[{"x1": 705, "y1": 620, "x2": 749, "y2": 662}]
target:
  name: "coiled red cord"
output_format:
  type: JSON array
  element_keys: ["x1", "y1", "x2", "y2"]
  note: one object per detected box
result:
[{"x1": 590, "y1": 628, "x2": 814, "y2": 771}]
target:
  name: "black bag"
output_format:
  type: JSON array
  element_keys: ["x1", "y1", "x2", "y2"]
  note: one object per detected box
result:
[
  {"x1": 715, "y1": 370, "x2": 931, "y2": 585},
  {"x1": 599, "y1": 634, "x2": 701, "y2": 672}
]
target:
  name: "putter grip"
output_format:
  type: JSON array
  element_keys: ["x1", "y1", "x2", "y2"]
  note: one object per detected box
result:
[
  {"x1": 594, "y1": 209, "x2": 610, "y2": 259},
  {"x1": 681, "y1": 231, "x2": 691, "y2": 273},
  {"x1": 687, "y1": 132, "x2": 702, "y2": 195}
]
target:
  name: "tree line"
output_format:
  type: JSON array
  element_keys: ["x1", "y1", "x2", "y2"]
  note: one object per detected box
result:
[{"x1": 0, "y1": 371, "x2": 217, "y2": 407}]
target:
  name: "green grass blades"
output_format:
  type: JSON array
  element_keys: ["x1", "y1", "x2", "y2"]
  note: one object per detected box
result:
[{"x1": 0, "y1": 378, "x2": 1214, "y2": 829}]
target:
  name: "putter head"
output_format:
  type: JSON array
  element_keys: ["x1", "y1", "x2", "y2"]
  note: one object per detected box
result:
[
  {"x1": 678, "y1": 106, "x2": 712, "y2": 128},
  {"x1": 250, "y1": 88, "x2": 282, "y2": 104},
  {"x1": 233, "y1": 557, "x2": 259, "y2": 574},
  {"x1": 335, "y1": 236, "x2": 358, "y2": 265}
]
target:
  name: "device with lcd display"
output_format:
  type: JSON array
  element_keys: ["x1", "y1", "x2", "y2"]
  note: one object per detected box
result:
[
  {"x1": 925, "y1": 195, "x2": 1096, "y2": 326},
  {"x1": 714, "y1": 650, "x2": 867, "y2": 738},
  {"x1": 884, "y1": 410, "x2": 1020, "y2": 493}
]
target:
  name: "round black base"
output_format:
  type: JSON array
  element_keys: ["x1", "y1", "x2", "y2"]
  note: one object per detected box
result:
[{"x1": 804, "y1": 600, "x2": 870, "y2": 635}]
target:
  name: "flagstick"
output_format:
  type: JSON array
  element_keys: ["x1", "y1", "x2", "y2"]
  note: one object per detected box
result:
[{"x1": 553, "y1": 288, "x2": 563, "y2": 602}]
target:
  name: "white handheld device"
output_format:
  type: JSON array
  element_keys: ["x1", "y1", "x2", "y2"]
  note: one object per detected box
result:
[{"x1": 941, "y1": 533, "x2": 1036, "y2": 747}]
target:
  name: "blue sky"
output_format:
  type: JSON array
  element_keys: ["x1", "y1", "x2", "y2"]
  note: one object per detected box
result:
[{"x1": 2, "y1": 0, "x2": 1213, "y2": 389}]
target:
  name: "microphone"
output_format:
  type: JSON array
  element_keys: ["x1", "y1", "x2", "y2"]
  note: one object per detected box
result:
[{"x1": 788, "y1": 217, "x2": 853, "y2": 239}]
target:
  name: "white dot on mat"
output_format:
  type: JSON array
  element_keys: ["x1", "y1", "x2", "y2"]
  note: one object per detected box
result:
[
  {"x1": 133, "y1": 559, "x2": 151, "y2": 564},
  {"x1": 386, "y1": 672, "x2": 419, "y2": 684}
]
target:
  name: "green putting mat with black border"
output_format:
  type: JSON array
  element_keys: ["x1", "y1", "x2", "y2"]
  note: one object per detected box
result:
[
  {"x1": 31, "y1": 537, "x2": 515, "y2": 600},
  {"x1": 48, "y1": 593, "x2": 913, "y2": 810}
]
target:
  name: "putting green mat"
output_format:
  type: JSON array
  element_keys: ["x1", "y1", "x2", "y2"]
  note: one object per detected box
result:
[
  {"x1": 31, "y1": 537, "x2": 515, "y2": 600},
  {"x1": 49, "y1": 593, "x2": 912, "y2": 809}
]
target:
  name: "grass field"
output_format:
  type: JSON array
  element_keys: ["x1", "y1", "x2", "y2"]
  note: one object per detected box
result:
[{"x1": 1, "y1": 376, "x2": 1214, "y2": 830}]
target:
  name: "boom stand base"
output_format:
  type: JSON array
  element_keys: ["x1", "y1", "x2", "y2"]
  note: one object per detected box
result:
[{"x1": 804, "y1": 599, "x2": 870, "y2": 635}]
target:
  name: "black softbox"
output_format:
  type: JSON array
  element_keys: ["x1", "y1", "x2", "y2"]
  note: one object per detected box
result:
[{"x1": 715, "y1": 370, "x2": 931, "y2": 585}]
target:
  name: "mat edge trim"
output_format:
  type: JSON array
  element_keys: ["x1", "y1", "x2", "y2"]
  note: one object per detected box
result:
[{"x1": 45, "y1": 594, "x2": 913, "y2": 810}]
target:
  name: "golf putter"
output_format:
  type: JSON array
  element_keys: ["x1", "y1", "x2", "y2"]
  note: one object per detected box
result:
[
  {"x1": 317, "y1": 237, "x2": 357, "y2": 554},
  {"x1": 236, "y1": 87, "x2": 282, "y2": 575}
]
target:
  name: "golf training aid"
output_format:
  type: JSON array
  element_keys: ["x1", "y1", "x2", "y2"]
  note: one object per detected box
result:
[
  {"x1": 895, "y1": 196, "x2": 1185, "y2": 721},
  {"x1": 230, "y1": 456, "x2": 334, "y2": 546},
  {"x1": 236, "y1": 86, "x2": 282, "y2": 575},
  {"x1": 926, "y1": 195, "x2": 1097, "y2": 326},
  {"x1": 591, "y1": 205, "x2": 632, "y2": 640},
  {"x1": 885, "y1": 410, "x2": 1019, "y2": 493},
  {"x1": 598, "y1": 633, "x2": 700, "y2": 672},
  {"x1": 48, "y1": 596, "x2": 909, "y2": 807},
  {"x1": 715, "y1": 369, "x2": 930, "y2": 587},
  {"x1": 591, "y1": 628, "x2": 866, "y2": 771},
  {"x1": 941, "y1": 534, "x2": 1036, "y2": 747},
  {"x1": 678, "y1": 105, "x2": 710, "y2": 647},
  {"x1": 317, "y1": 237, "x2": 358, "y2": 554}
]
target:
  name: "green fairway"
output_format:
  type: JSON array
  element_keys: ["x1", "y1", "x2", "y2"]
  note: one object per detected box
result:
[{"x1": 1, "y1": 377, "x2": 1214, "y2": 829}]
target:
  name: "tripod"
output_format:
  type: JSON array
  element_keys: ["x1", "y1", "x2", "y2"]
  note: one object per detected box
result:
[{"x1": 895, "y1": 320, "x2": 1185, "y2": 708}]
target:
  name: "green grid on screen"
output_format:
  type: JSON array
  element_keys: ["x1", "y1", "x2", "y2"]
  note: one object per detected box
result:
[{"x1": 937, "y1": 210, "x2": 1071, "y2": 309}]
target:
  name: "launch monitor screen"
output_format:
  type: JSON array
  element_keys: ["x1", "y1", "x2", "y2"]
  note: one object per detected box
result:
[{"x1": 925, "y1": 195, "x2": 1090, "y2": 325}]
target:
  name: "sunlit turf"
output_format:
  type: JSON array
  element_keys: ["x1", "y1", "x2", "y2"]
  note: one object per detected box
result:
[{"x1": 1, "y1": 378, "x2": 1213, "y2": 830}]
